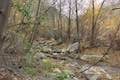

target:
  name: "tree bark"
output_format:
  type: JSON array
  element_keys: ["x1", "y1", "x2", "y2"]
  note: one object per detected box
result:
[
  {"x1": 90, "y1": 0, "x2": 95, "y2": 47},
  {"x1": 90, "y1": 0, "x2": 105, "y2": 47},
  {"x1": 0, "y1": 0, "x2": 11, "y2": 51},
  {"x1": 75, "y1": 0, "x2": 81, "y2": 53},
  {"x1": 59, "y1": 0, "x2": 63, "y2": 39},
  {"x1": 67, "y1": 0, "x2": 72, "y2": 41},
  {"x1": 29, "y1": 0, "x2": 41, "y2": 44}
]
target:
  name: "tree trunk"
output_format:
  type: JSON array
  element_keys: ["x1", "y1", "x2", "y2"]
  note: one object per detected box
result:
[
  {"x1": 29, "y1": 0, "x2": 41, "y2": 44},
  {"x1": 59, "y1": 0, "x2": 63, "y2": 39},
  {"x1": 75, "y1": 0, "x2": 81, "y2": 53},
  {"x1": 67, "y1": 0, "x2": 72, "y2": 41},
  {"x1": 90, "y1": 0, "x2": 105, "y2": 47},
  {"x1": 90, "y1": 0, "x2": 95, "y2": 47},
  {"x1": 0, "y1": 0, "x2": 11, "y2": 51}
]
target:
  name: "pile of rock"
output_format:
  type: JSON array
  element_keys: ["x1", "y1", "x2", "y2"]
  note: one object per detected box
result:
[
  {"x1": 80, "y1": 65, "x2": 112, "y2": 80},
  {"x1": 0, "y1": 68, "x2": 24, "y2": 80}
]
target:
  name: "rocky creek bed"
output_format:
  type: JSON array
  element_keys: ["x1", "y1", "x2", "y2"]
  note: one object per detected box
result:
[{"x1": 0, "y1": 38, "x2": 120, "y2": 80}]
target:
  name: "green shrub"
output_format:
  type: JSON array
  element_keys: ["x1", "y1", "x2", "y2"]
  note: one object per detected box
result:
[
  {"x1": 42, "y1": 58, "x2": 56, "y2": 72},
  {"x1": 24, "y1": 66, "x2": 38, "y2": 77},
  {"x1": 49, "y1": 69, "x2": 72, "y2": 80}
]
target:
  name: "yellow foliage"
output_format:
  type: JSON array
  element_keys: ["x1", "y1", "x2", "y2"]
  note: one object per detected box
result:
[
  {"x1": 81, "y1": 5, "x2": 120, "y2": 29},
  {"x1": 102, "y1": 16, "x2": 119, "y2": 29}
]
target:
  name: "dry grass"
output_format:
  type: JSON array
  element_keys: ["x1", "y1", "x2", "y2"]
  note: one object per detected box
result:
[{"x1": 83, "y1": 47, "x2": 120, "y2": 67}]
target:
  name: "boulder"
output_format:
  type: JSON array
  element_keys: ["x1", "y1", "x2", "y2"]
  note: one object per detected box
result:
[
  {"x1": 42, "y1": 46, "x2": 52, "y2": 53},
  {"x1": 67, "y1": 42, "x2": 79, "y2": 52},
  {"x1": 80, "y1": 55, "x2": 109, "y2": 62},
  {"x1": 3, "y1": 32, "x2": 24, "y2": 54},
  {"x1": 52, "y1": 53, "x2": 59, "y2": 56},
  {"x1": 34, "y1": 52, "x2": 46, "y2": 62},
  {"x1": 81, "y1": 65, "x2": 112, "y2": 80}
]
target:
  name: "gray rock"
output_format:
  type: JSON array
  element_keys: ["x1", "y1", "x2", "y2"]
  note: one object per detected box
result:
[
  {"x1": 52, "y1": 53, "x2": 59, "y2": 56},
  {"x1": 52, "y1": 48, "x2": 62, "y2": 53},
  {"x1": 3, "y1": 32, "x2": 24, "y2": 54},
  {"x1": 34, "y1": 76, "x2": 55, "y2": 80},
  {"x1": 81, "y1": 65, "x2": 112, "y2": 80},
  {"x1": 72, "y1": 77, "x2": 79, "y2": 80},
  {"x1": 81, "y1": 55, "x2": 102, "y2": 61},
  {"x1": 80, "y1": 55, "x2": 109, "y2": 62},
  {"x1": 86, "y1": 75, "x2": 100, "y2": 80},
  {"x1": 34, "y1": 52, "x2": 46, "y2": 61},
  {"x1": 67, "y1": 42, "x2": 79, "y2": 52},
  {"x1": 42, "y1": 46, "x2": 52, "y2": 52}
]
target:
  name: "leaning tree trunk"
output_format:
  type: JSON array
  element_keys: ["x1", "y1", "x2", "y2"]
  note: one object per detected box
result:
[{"x1": 0, "y1": 0, "x2": 11, "y2": 51}]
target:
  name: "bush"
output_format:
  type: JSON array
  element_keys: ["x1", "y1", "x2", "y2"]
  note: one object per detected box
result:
[
  {"x1": 49, "y1": 69, "x2": 73, "y2": 80},
  {"x1": 42, "y1": 58, "x2": 56, "y2": 72},
  {"x1": 24, "y1": 66, "x2": 38, "y2": 77}
]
